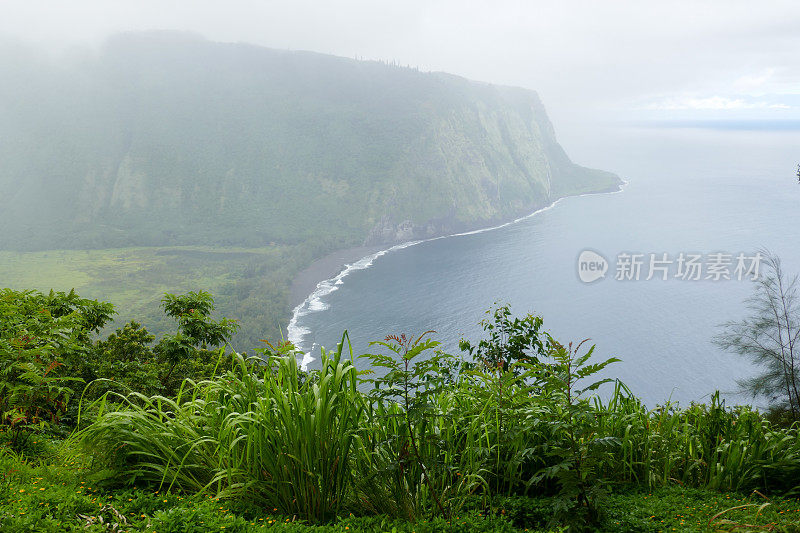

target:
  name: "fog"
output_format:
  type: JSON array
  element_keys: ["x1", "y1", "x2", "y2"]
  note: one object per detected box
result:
[
  {"x1": 3, "y1": 0, "x2": 799, "y2": 150},
  {"x1": 3, "y1": 0, "x2": 800, "y2": 447}
]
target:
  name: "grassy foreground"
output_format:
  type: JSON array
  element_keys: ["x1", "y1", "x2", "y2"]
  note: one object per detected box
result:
[
  {"x1": 2, "y1": 439, "x2": 799, "y2": 532},
  {"x1": 3, "y1": 290, "x2": 800, "y2": 532}
]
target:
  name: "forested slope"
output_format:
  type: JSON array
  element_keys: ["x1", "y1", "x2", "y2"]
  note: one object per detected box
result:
[{"x1": 0, "y1": 31, "x2": 619, "y2": 251}]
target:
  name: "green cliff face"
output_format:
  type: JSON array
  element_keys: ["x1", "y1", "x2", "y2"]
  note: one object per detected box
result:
[{"x1": 0, "y1": 32, "x2": 619, "y2": 251}]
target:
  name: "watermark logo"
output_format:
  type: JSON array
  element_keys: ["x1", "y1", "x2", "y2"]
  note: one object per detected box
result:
[
  {"x1": 577, "y1": 250, "x2": 762, "y2": 283},
  {"x1": 577, "y1": 250, "x2": 609, "y2": 283}
]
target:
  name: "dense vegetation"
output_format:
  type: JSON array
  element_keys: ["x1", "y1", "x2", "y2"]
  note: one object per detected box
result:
[
  {"x1": 0, "y1": 245, "x2": 315, "y2": 348},
  {"x1": 0, "y1": 32, "x2": 619, "y2": 253},
  {"x1": 0, "y1": 31, "x2": 621, "y2": 351},
  {"x1": 2, "y1": 289, "x2": 799, "y2": 531}
]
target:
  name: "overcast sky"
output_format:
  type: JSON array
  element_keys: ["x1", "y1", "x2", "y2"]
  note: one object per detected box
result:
[{"x1": 3, "y1": 0, "x2": 799, "y2": 131}]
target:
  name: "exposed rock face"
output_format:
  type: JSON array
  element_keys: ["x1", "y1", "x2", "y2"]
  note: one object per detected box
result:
[{"x1": 363, "y1": 215, "x2": 459, "y2": 245}]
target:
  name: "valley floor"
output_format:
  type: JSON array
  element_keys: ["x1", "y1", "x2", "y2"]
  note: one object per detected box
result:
[{"x1": 0, "y1": 245, "x2": 314, "y2": 349}]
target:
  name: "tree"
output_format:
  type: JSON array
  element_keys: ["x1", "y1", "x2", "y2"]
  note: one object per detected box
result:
[
  {"x1": 155, "y1": 291, "x2": 239, "y2": 392},
  {"x1": 87, "y1": 321, "x2": 161, "y2": 398},
  {"x1": 715, "y1": 252, "x2": 800, "y2": 422},
  {"x1": 0, "y1": 289, "x2": 114, "y2": 446},
  {"x1": 160, "y1": 291, "x2": 238, "y2": 348},
  {"x1": 85, "y1": 292, "x2": 240, "y2": 399},
  {"x1": 458, "y1": 303, "x2": 548, "y2": 374}
]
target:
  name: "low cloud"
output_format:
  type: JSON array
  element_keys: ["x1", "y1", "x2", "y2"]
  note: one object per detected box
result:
[
  {"x1": 643, "y1": 95, "x2": 792, "y2": 111},
  {"x1": 733, "y1": 68, "x2": 776, "y2": 92}
]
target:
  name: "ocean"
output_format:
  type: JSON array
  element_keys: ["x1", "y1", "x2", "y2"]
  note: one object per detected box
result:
[{"x1": 289, "y1": 124, "x2": 800, "y2": 407}]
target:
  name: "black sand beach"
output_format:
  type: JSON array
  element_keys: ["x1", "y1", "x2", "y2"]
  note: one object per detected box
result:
[{"x1": 289, "y1": 245, "x2": 385, "y2": 310}]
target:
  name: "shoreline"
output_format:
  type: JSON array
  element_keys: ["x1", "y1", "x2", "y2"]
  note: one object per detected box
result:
[
  {"x1": 287, "y1": 181, "x2": 626, "y2": 355},
  {"x1": 289, "y1": 245, "x2": 386, "y2": 309}
]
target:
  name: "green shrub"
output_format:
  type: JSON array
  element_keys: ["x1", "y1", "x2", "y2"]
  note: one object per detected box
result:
[
  {"x1": 5, "y1": 298, "x2": 799, "y2": 530},
  {"x1": 0, "y1": 289, "x2": 113, "y2": 447}
]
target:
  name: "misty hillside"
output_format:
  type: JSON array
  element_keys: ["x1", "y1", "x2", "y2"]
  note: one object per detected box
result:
[{"x1": 0, "y1": 32, "x2": 619, "y2": 251}]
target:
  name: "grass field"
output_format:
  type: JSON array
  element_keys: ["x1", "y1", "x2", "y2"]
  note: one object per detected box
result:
[{"x1": 0, "y1": 245, "x2": 313, "y2": 349}]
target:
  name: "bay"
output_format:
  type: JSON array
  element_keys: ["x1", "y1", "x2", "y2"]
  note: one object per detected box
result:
[{"x1": 291, "y1": 125, "x2": 800, "y2": 407}]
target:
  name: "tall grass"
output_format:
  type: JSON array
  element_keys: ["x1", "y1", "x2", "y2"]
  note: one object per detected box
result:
[
  {"x1": 593, "y1": 383, "x2": 800, "y2": 494},
  {"x1": 233, "y1": 341, "x2": 364, "y2": 521},
  {"x1": 81, "y1": 335, "x2": 365, "y2": 522},
  {"x1": 79, "y1": 331, "x2": 800, "y2": 523}
]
